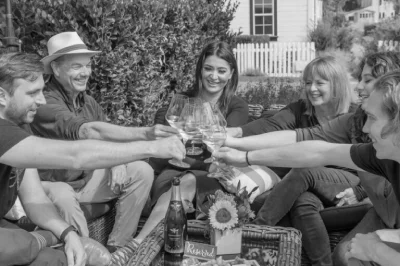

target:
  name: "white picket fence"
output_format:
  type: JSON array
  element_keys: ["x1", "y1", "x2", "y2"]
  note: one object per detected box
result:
[
  {"x1": 233, "y1": 42, "x2": 316, "y2": 77},
  {"x1": 378, "y1": 40, "x2": 400, "y2": 52}
]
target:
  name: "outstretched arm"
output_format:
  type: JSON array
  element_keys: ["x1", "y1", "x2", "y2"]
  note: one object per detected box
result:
[
  {"x1": 0, "y1": 135, "x2": 185, "y2": 170},
  {"x1": 214, "y1": 140, "x2": 363, "y2": 171},
  {"x1": 225, "y1": 130, "x2": 297, "y2": 151},
  {"x1": 79, "y1": 122, "x2": 178, "y2": 141}
]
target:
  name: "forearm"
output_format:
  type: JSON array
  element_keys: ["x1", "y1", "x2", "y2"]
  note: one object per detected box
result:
[
  {"x1": 4, "y1": 136, "x2": 158, "y2": 170},
  {"x1": 247, "y1": 141, "x2": 358, "y2": 170},
  {"x1": 227, "y1": 130, "x2": 297, "y2": 151},
  {"x1": 373, "y1": 242, "x2": 400, "y2": 266},
  {"x1": 23, "y1": 197, "x2": 69, "y2": 239},
  {"x1": 79, "y1": 121, "x2": 149, "y2": 141}
]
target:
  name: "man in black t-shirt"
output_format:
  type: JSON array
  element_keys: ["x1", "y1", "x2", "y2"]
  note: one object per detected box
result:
[
  {"x1": 0, "y1": 52, "x2": 185, "y2": 266},
  {"x1": 215, "y1": 71, "x2": 400, "y2": 265}
]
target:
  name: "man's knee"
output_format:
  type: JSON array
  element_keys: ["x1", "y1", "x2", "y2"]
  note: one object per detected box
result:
[
  {"x1": 44, "y1": 182, "x2": 76, "y2": 203},
  {"x1": 126, "y1": 161, "x2": 154, "y2": 186}
]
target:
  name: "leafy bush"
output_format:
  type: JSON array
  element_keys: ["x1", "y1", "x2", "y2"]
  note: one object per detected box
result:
[
  {"x1": 241, "y1": 68, "x2": 266, "y2": 77},
  {"x1": 9, "y1": 0, "x2": 239, "y2": 126},
  {"x1": 237, "y1": 77, "x2": 302, "y2": 109}
]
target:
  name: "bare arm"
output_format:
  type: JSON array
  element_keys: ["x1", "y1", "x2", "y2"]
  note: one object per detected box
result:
[
  {"x1": 225, "y1": 130, "x2": 297, "y2": 151},
  {"x1": 0, "y1": 135, "x2": 184, "y2": 170},
  {"x1": 18, "y1": 168, "x2": 71, "y2": 238},
  {"x1": 214, "y1": 140, "x2": 363, "y2": 171},
  {"x1": 373, "y1": 243, "x2": 400, "y2": 266},
  {"x1": 79, "y1": 122, "x2": 178, "y2": 141}
]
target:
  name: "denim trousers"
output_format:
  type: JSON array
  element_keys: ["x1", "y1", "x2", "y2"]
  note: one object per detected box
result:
[
  {"x1": 0, "y1": 219, "x2": 67, "y2": 266},
  {"x1": 251, "y1": 167, "x2": 360, "y2": 266},
  {"x1": 333, "y1": 172, "x2": 400, "y2": 266},
  {"x1": 43, "y1": 160, "x2": 154, "y2": 248}
]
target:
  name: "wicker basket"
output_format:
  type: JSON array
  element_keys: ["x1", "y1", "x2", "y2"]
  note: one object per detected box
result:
[{"x1": 128, "y1": 219, "x2": 302, "y2": 266}]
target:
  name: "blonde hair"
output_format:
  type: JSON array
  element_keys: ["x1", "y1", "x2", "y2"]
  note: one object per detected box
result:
[{"x1": 302, "y1": 56, "x2": 352, "y2": 116}]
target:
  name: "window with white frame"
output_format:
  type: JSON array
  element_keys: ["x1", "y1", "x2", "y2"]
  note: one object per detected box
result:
[{"x1": 253, "y1": 0, "x2": 274, "y2": 35}]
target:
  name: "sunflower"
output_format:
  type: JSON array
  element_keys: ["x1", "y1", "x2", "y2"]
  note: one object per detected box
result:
[{"x1": 209, "y1": 200, "x2": 238, "y2": 231}]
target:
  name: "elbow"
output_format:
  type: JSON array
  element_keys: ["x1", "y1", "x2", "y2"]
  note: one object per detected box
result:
[{"x1": 79, "y1": 123, "x2": 97, "y2": 140}]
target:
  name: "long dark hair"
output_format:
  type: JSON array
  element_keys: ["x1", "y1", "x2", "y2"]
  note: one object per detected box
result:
[
  {"x1": 351, "y1": 52, "x2": 400, "y2": 143},
  {"x1": 188, "y1": 41, "x2": 239, "y2": 116}
]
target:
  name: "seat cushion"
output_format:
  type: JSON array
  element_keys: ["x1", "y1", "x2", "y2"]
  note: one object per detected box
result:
[{"x1": 320, "y1": 199, "x2": 372, "y2": 231}]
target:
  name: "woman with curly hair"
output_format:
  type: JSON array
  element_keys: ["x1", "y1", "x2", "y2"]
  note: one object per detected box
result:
[{"x1": 223, "y1": 51, "x2": 400, "y2": 266}]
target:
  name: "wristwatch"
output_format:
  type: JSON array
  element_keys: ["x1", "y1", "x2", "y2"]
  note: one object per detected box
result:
[{"x1": 59, "y1": 225, "x2": 78, "y2": 243}]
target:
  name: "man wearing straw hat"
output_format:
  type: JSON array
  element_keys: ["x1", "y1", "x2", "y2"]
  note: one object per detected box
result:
[
  {"x1": 31, "y1": 32, "x2": 179, "y2": 254},
  {"x1": 0, "y1": 52, "x2": 184, "y2": 265}
]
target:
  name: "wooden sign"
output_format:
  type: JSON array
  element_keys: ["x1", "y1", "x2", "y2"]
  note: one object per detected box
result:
[{"x1": 184, "y1": 241, "x2": 217, "y2": 261}]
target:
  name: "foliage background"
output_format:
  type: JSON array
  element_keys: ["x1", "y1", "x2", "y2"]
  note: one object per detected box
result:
[{"x1": 5, "y1": 0, "x2": 239, "y2": 126}]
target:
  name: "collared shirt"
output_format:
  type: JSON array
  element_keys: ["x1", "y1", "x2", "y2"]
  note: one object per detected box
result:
[{"x1": 31, "y1": 77, "x2": 105, "y2": 188}]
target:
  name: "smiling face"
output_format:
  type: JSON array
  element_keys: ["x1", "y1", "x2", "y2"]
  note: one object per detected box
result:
[
  {"x1": 3, "y1": 75, "x2": 46, "y2": 125},
  {"x1": 52, "y1": 53, "x2": 93, "y2": 94},
  {"x1": 304, "y1": 74, "x2": 332, "y2": 107},
  {"x1": 201, "y1": 55, "x2": 233, "y2": 98},
  {"x1": 355, "y1": 64, "x2": 377, "y2": 103},
  {"x1": 362, "y1": 90, "x2": 399, "y2": 160}
]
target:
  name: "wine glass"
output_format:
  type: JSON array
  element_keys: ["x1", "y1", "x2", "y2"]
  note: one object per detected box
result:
[
  {"x1": 185, "y1": 99, "x2": 204, "y2": 156},
  {"x1": 165, "y1": 95, "x2": 190, "y2": 168}
]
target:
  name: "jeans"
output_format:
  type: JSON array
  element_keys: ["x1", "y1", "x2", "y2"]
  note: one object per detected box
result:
[
  {"x1": 333, "y1": 172, "x2": 399, "y2": 266},
  {"x1": 43, "y1": 161, "x2": 154, "y2": 247},
  {"x1": 252, "y1": 167, "x2": 360, "y2": 266},
  {"x1": 0, "y1": 219, "x2": 67, "y2": 266}
]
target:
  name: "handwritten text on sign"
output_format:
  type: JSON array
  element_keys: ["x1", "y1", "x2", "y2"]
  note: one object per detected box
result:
[{"x1": 184, "y1": 241, "x2": 216, "y2": 261}]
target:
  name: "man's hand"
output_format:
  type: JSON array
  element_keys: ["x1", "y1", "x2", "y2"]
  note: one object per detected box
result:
[
  {"x1": 336, "y1": 188, "x2": 359, "y2": 207},
  {"x1": 146, "y1": 124, "x2": 179, "y2": 140},
  {"x1": 213, "y1": 147, "x2": 247, "y2": 167},
  {"x1": 345, "y1": 232, "x2": 381, "y2": 262},
  {"x1": 109, "y1": 165, "x2": 128, "y2": 194},
  {"x1": 153, "y1": 135, "x2": 186, "y2": 161},
  {"x1": 226, "y1": 127, "x2": 242, "y2": 138},
  {"x1": 64, "y1": 231, "x2": 87, "y2": 266}
]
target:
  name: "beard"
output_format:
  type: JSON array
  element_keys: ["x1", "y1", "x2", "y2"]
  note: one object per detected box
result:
[{"x1": 4, "y1": 100, "x2": 32, "y2": 126}]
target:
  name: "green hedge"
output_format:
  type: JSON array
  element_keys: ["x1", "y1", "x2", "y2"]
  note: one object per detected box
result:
[
  {"x1": 9, "y1": 0, "x2": 239, "y2": 126},
  {"x1": 237, "y1": 77, "x2": 302, "y2": 109}
]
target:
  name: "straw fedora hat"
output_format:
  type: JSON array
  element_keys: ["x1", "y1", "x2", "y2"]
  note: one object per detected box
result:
[{"x1": 41, "y1": 32, "x2": 100, "y2": 74}]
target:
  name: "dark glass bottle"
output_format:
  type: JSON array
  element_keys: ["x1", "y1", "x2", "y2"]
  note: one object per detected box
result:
[{"x1": 164, "y1": 177, "x2": 188, "y2": 255}]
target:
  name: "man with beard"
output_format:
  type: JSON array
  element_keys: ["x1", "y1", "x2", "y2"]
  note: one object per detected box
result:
[{"x1": 0, "y1": 52, "x2": 185, "y2": 265}]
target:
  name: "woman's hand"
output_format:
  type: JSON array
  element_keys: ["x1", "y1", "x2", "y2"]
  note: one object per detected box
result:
[{"x1": 336, "y1": 188, "x2": 359, "y2": 206}]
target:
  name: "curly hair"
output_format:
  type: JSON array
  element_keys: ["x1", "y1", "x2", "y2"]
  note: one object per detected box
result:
[{"x1": 351, "y1": 52, "x2": 400, "y2": 143}]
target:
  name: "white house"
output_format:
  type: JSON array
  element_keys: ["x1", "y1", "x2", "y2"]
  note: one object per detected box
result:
[
  {"x1": 229, "y1": 0, "x2": 323, "y2": 42},
  {"x1": 345, "y1": 0, "x2": 395, "y2": 24}
]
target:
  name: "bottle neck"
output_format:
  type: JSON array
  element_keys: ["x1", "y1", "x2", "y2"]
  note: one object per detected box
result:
[{"x1": 170, "y1": 184, "x2": 181, "y2": 201}]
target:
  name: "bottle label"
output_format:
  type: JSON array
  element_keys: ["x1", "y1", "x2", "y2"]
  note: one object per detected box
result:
[{"x1": 165, "y1": 224, "x2": 186, "y2": 253}]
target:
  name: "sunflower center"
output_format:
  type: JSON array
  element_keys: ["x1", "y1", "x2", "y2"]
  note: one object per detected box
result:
[{"x1": 215, "y1": 208, "x2": 232, "y2": 223}]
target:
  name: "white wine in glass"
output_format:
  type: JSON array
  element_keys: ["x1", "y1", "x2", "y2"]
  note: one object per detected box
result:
[{"x1": 165, "y1": 95, "x2": 190, "y2": 168}]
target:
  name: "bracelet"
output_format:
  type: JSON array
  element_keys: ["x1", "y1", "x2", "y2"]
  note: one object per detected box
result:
[
  {"x1": 59, "y1": 226, "x2": 78, "y2": 243},
  {"x1": 246, "y1": 151, "x2": 251, "y2": 166}
]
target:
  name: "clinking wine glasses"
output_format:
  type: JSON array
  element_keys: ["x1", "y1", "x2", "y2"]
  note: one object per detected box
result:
[
  {"x1": 165, "y1": 94, "x2": 190, "y2": 168},
  {"x1": 201, "y1": 104, "x2": 227, "y2": 178}
]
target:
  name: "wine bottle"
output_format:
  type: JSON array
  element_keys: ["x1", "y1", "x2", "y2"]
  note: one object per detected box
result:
[{"x1": 164, "y1": 177, "x2": 188, "y2": 255}]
